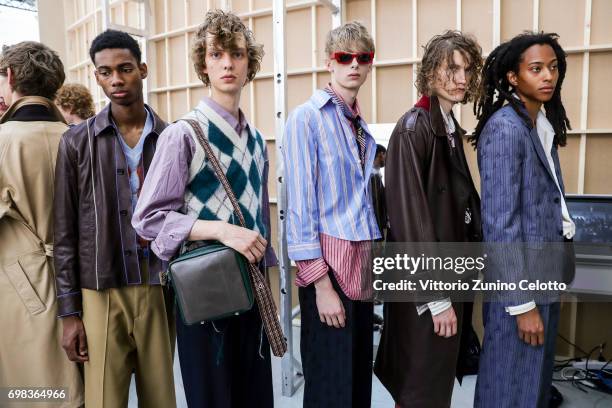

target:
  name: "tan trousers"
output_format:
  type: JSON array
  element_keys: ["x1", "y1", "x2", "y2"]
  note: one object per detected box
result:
[{"x1": 82, "y1": 262, "x2": 176, "y2": 408}]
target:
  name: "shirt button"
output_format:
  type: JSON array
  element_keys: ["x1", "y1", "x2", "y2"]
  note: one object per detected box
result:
[
  {"x1": 554, "y1": 197, "x2": 560, "y2": 204},
  {"x1": 120, "y1": 210, "x2": 128, "y2": 216},
  {"x1": 117, "y1": 169, "x2": 125, "y2": 175},
  {"x1": 124, "y1": 250, "x2": 133, "y2": 256}
]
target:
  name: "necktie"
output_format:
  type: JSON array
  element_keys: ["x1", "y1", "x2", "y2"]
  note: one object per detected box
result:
[
  {"x1": 352, "y1": 116, "x2": 366, "y2": 170},
  {"x1": 325, "y1": 86, "x2": 367, "y2": 170}
]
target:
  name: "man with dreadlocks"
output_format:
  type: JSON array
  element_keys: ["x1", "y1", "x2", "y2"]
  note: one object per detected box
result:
[
  {"x1": 471, "y1": 32, "x2": 576, "y2": 408},
  {"x1": 374, "y1": 31, "x2": 483, "y2": 408}
]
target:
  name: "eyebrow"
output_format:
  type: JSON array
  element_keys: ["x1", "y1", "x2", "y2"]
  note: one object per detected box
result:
[
  {"x1": 208, "y1": 46, "x2": 247, "y2": 52},
  {"x1": 527, "y1": 58, "x2": 558, "y2": 65},
  {"x1": 97, "y1": 62, "x2": 136, "y2": 70}
]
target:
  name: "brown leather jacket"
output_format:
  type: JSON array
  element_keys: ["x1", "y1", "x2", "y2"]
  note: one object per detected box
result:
[
  {"x1": 385, "y1": 95, "x2": 482, "y2": 245},
  {"x1": 375, "y1": 96, "x2": 483, "y2": 404},
  {"x1": 54, "y1": 104, "x2": 167, "y2": 317}
]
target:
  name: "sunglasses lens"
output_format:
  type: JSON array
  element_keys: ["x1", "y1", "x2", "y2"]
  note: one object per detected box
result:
[
  {"x1": 357, "y1": 53, "x2": 373, "y2": 64},
  {"x1": 337, "y1": 53, "x2": 354, "y2": 64}
]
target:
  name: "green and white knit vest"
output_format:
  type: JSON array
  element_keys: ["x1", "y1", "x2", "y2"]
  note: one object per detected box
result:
[{"x1": 182, "y1": 100, "x2": 266, "y2": 235}]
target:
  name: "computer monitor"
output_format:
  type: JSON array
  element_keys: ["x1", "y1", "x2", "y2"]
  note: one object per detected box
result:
[
  {"x1": 566, "y1": 195, "x2": 612, "y2": 266},
  {"x1": 566, "y1": 195, "x2": 612, "y2": 244}
]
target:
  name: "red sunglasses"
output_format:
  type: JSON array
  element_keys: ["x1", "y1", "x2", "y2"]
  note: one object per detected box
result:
[{"x1": 330, "y1": 52, "x2": 375, "y2": 65}]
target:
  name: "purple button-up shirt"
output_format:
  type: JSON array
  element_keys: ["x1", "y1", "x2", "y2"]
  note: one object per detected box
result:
[{"x1": 132, "y1": 97, "x2": 277, "y2": 266}]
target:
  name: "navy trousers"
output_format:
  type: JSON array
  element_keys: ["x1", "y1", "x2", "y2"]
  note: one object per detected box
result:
[
  {"x1": 299, "y1": 272, "x2": 374, "y2": 408},
  {"x1": 176, "y1": 304, "x2": 273, "y2": 408},
  {"x1": 475, "y1": 302, "x2": 560, "y2": 408}
]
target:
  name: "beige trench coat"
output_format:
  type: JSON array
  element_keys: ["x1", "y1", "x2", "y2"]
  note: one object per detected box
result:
[{"x1": 0, "y1": 97, "x2": 83, "y2": 407}]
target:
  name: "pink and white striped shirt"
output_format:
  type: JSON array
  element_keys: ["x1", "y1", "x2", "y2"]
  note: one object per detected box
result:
[{"x1": 295, "y1": 233, "x2": 372, "y2": 300}]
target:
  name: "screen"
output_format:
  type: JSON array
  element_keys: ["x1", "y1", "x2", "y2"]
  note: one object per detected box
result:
[{"x1": 566, "y1": 196, "x2": 612, "y2": 244}]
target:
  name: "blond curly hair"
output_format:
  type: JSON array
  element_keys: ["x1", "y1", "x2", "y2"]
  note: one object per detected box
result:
[
  {"x1": 55, "y1": 83, "x2": 95, "y2": 120},
  {"x1": 191, "y1": 10, "x2": 264, "y2": 87}
]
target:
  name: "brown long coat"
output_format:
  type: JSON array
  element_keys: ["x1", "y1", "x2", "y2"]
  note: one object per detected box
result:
[
  {"x1": 374, "y1": 95, "x2": 482, "y2": 408},
  {"x1": 0, "y1": 97, "x2": 83, "y2": 407}
]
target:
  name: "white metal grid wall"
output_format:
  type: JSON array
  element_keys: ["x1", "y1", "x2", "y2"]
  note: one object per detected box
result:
[
  {"x1": 61, "y1": 0, "x2": 612, "y2": 196},
  {"x1": 56, "y1": 0, "x2": 612, "y2": 362}
]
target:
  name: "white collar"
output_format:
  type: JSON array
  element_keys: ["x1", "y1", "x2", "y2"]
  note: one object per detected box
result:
[{"x1": 536, "y1": 110, "x2": 555, "y2": 150}]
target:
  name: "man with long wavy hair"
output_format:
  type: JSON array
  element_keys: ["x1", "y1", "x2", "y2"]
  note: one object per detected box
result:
[{"x1": 374, "y1": 31, "x2": 484, "y2": 408}]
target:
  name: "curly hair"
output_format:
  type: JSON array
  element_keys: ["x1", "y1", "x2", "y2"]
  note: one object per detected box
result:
[
  {"x1": 0, "y1": 41, "x2": 65, "y2": 100},
  {"x1": 55, "y1": 83, "x2": 95, "y2": 120},
  {"x1": 191, "y1": 10, "x2": 263, "y2": 87},
  {"x1": 325, "y1": 21, "x2": 375, "y2": 56},
  {"x1": 415, "y1": 30, "x2": 483, "y2": 103},
  {"x1": 470, "y1": 32, "x2": 570, "y2": 148}
]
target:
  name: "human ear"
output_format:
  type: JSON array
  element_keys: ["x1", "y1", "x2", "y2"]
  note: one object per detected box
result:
[
  {"x1": 140, "y1": 62, "x2": 148, "y2": 79},
  {"x1": 6, "y1": 67, "x2": 13, "y2": 89},
  {"x1": 507, "y1": 71, "x2": 518, "y2": 87}
]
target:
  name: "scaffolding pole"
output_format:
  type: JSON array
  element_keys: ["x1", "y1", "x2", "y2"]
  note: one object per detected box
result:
[
  {"x1": 276, "y1": 0, "x2": 342, "y2": 398},
  {"x1": 272, "y1": 0, "x2": 300, "y2": 398}
]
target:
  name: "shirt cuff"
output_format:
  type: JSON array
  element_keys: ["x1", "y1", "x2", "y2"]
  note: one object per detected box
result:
[
  {"x1": 263, "y1": 245, "x2": 278, "y2": 268},
  {"x1": 505, "y1": 300, "x2": 536, "y2": 315},
  {"x1": 295, "y1": 258, "x2": 329, "y2": 287},
  {"x1": 287, "y1": 242, "x2": 322, "y2": 261},
  {"x1": 416, "y1": 298, "x2": 452, "y2": 316},
  {"x1": 151, "y1": 212, "x2": 197, "y2": 261}
]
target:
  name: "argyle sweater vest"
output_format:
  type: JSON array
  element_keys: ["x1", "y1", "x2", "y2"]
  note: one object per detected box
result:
[{"x1": 182, "y1": 101, "x2": 266, "y2": 235}]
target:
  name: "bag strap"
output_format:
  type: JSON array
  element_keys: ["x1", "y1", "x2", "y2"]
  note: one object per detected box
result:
[{"x1": 183, "y1": 119, "x2": 287, "y2": 357}]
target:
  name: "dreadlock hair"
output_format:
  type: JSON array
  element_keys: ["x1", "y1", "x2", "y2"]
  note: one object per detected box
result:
[{"x1": 470, "y1": 32, "x2": 571, "y2": 148}]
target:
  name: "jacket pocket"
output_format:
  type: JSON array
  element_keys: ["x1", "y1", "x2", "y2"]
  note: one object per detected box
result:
[{"x1": 4, "y1": 260, "x2": 46, "y2": 315}]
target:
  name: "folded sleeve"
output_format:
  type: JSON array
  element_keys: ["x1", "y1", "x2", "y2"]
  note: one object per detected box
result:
[{"x1": 132, "y1": 121, "x2": 197, "y2": 261}]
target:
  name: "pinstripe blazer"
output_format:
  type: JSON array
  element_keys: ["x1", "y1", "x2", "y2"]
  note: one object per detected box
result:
[{"x1": 477, "y1": 104, "x2": 575, "y2": 306}]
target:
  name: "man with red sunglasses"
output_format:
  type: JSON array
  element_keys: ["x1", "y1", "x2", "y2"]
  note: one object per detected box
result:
[{"x1": 283, "y1": 21, "x2": 379, "y2": 408}]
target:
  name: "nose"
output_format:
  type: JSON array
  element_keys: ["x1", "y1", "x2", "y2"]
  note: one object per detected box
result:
[
  {"x1": 110, "y1": 71, "x2": 124, "y2": 87},
  {"x1": 543, "y1": 67, "x2": 553, "y2": 81},
  {"x1": 454, "y1": 68, "x2": 466, "y2": 85},
  {"x1": 222, "y1": 52, "x2": 234, "y2": 70}
]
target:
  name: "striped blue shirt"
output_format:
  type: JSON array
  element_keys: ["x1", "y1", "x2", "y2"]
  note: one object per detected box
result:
[{"x1": 283, "y1": 89, "x2": 381, "y2": 261}]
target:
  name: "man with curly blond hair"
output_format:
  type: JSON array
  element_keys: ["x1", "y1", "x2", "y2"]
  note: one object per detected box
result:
[
  {"x1": 55, "y1": 83, "x2": 95, "y2": 125},
  {"x1": 133, "y1": 9, "x2": 279, "y2": 407}
]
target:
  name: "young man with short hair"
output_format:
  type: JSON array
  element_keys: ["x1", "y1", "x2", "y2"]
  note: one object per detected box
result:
[
  {"x1": 0, "y1": 41, "x2": 83, "y2": 408},
  {"x1": 133, "y1": 10, "x2": 281, "y2": 407},
  {"x1": 283, "y1": 21, "x2": 380, "y2": 408},
  {"x1": 54, "y1": 29, "x2": 176, "y2": 408}
]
